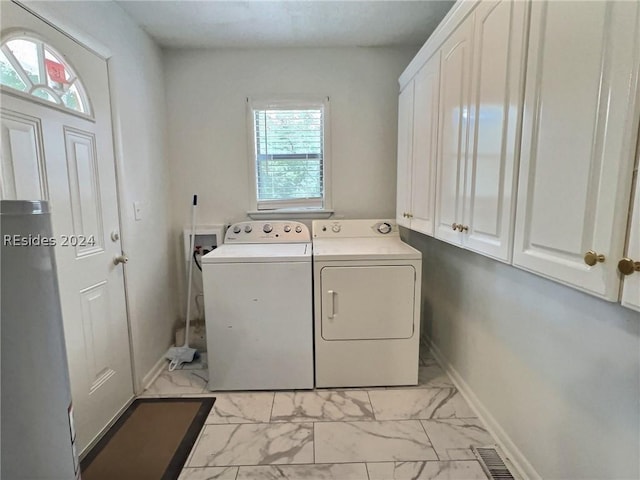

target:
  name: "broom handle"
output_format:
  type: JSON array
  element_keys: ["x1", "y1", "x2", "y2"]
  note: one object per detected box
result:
[{"x1": 183, "y1": 194, "x2": 198, "y2": 347}]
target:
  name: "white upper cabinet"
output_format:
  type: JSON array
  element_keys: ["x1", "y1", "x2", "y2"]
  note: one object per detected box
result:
[
  {"x1": 463, "y1": 0, "x2": 527, "y2": 261},
  {"x1": 513, "y1": 1, "x2": 640, "y2": 300},
  {"x1": 396, "y1": 55, "x2": 441, "y2": 236},
  {"x1": 410, "y1": 55, "x2": 441, "y2": 235},
  {"x1": 434, "y1": 0, "x2": 527, "y2": 262},
  {"x1": 396, "y1": 81, "x2": 414, "y2": 229},
  {"x1": 434, "y1": 14, "x2": 474, "y2": 245},
  {"x1": 620, "y1": 161, "x2": 640, "y2": 312}
]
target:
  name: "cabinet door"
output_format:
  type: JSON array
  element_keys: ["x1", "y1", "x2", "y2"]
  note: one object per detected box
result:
[
  {"x1": 410, "y1": 54, "x2": 440, "y2": 236},
  {"x1": 434, "y1": 14, "x2": 474, "y2": 245},
  {"x1": 463, "y1": 0, "x2": 528, "y2": 261},
  {"x1": 513, "y1": 1, "x2": 640, "y2": 300},
  {"x1": 396, "y1": 81, "x2": 414, "y2": 228},
  {"x1": 621, "y1": 166, "x2": 640, "y2": 312}
]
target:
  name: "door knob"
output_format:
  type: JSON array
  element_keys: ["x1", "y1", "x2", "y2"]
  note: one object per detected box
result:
[
  {"x1": 618, "y1": 258, "x2": 640, "y2": 276},
  {"x1": 452, "y1": 223, "x2": 459, "y2": 230},
  {"x1": 584, "y1": 250, "x2": 605, "y2": 266},
  {"x1": 458, "y1": 224, "x2": 469, "y2": 232},
  {"x1": 113, "y1": 254, "x2": 128, "y2": 265}
]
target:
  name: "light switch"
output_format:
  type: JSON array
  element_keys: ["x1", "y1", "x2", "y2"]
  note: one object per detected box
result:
[{"x1": 133, "y1": 201, "x2": 143, "y2": 221}]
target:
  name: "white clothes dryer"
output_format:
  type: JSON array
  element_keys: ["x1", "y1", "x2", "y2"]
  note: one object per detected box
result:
[
  {"x1": 312, "y1": 219, "x2": 422, "y2": 388},
  {"x1": 202, "y1": 221, "x2": 313, "y2": 391}
]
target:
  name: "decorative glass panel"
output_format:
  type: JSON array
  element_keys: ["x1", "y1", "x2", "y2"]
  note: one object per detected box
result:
[
  {"x1": 0, "y1": 36, "x2": 91, "y2": 115},
  {"x1": 0, "y1": 50, "x2": 27, "y2": 91},
  {"x1": 6, "y1": 39, "x2": 41, "y2": 84},
  {"x1": 32, "y1": 87, "x2": 56, "y2": 102}
]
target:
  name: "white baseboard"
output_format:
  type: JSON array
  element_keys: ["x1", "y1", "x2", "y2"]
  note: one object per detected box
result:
[
  {"x1": 425, "y1": 337, "x2": 541, "y2": 480},
  {"x1": 140, "y1": 354, "x2": 168, "y2": 393}
]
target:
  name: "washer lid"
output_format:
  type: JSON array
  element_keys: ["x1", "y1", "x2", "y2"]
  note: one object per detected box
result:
[
  {"x1": 312, "y1": 237, "x2": 421, "y2": 261},
  {"x1": 202, "y1": 243, "x2": 311, "y2": 263}
]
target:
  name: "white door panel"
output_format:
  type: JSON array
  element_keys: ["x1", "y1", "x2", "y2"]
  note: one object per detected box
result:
[
  {"x1": 410, "y1": 55, "x2": 440, "y2": 236},
  {"x1": 320, "y1": 265, "x2": 416, "y2": 340},
  {"x1": 2, "y1": 2, "x2": 133, "y2": 453},
  {"x1": 63, "y1": 127, "x2": 105, "y2": 257},
  {"x1": 396, "y1": 82, "x2": 414, "y2": 228},
  {"x1": 434, "y1": 15, "x2": 473, "y2": 245},
  {"x1": 0, "y1": 110, "x2": 47, "y2": 200},
  {"x1": 464, "y1": 0, "x2": 527, "y2": 261},
  {"x1": 514, "y1": 1, "x2": 640, "y2": 299}
]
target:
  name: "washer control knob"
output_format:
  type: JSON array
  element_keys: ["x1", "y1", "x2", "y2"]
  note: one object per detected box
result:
[
  {"x1": 332, "y1": 224, "x2": 341, "y2": 233},
  {"x1": 263, "y1": 223, "x2": 273, "y2": 233},
  {"x1": 244, "y1": 224, "x2": 253, "y2": 233},
  {"x1": 377, "y1": 222, "x2": 392, "y2": 234},
  {"x1": 233, "y1": 225, "x2": 241, "y2": 234},
  {"x1": 284, "y1": 225, "x2": 291, "y2": 233},
  {"x1": 295, "y1": 225, "x2": 303, "y2": 233}
]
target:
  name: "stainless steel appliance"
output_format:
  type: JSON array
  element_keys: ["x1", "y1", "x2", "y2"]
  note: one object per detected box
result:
[{"x1": 1, "y1": 200, "x2": 80, "y2": 479}]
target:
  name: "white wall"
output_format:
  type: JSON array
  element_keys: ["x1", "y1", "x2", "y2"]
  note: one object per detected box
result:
[
  {"x1": 164, "y1": 47, "x2": 416, "y2": 314},
  {"x1": 164, "y1": 47, "x2": 416, "y2": 227},
  {"x1": 25, "y1": 0, "x2": 178, "y2": 390},
  {"x1": 404, "y1": 230, "x2": 640, "y2": 479}
]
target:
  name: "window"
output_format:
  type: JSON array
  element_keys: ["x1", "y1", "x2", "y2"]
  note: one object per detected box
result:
[
  {"x1": 0, "y1": 35, "x2": 91, "y2": 115},
  {"x1": 249, "y1": 97, "x2": 330, "y2": 211}
]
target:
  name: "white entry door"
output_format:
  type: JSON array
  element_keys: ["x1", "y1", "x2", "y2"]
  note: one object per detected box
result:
[{"x1": 0, "y1": 2, "x2": 133, "y2": 453}]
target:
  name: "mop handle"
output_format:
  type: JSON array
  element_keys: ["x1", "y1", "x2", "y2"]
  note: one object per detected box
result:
[{"x1": 183, "y1": 194, "x2": 198, "y2": 347}]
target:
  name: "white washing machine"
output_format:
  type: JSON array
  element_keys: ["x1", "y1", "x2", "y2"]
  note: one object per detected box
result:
[
  {"x1": 312, "y1": 219, "x2": 422, "y2": 388},
  {"x1": 202, "y1": 221, "x2": 314, "y2": 391}
]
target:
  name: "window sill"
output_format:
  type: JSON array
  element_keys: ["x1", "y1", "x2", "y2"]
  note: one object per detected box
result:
[{"x1": 247, "y1": 209, "x2": 334, "y2": 220}]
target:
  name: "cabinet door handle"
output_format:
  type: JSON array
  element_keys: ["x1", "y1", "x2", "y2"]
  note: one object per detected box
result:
[
  {"x1": 452, "y1": 223, "x2": 459, "y2": 230},
  {"x1": 584, "y1": 250, "x2": 605, "y2": 266},
  {"x1": 618, "y1": 258, "x2": 640, "y2": 276},
  {"x1": 327, "y1": 290, "x2": 337, "y2": 319}
]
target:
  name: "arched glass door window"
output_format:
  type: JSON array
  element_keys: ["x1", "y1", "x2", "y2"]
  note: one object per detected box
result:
[{"x1": 0, "y1": 35, "x2": 91, "y2": 115}]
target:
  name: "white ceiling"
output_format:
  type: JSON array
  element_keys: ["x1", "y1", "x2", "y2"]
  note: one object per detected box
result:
[{"x1": 115, "y1": 1, "x2": 455, "y2": 49}]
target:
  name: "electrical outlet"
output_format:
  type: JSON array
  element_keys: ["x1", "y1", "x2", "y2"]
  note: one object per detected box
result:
[{"x1": 133, "y1": 201, "x2": 143, "y2": 221}]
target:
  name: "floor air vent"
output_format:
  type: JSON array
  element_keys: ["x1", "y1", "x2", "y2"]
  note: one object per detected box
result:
[{"x1": 472, "y1": 446, "x2": 516, "y2": 480}]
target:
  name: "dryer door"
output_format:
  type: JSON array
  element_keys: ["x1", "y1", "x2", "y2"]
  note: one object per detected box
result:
[{"x1": 320, "y1": 265, "x2": 416, "y2": 340}]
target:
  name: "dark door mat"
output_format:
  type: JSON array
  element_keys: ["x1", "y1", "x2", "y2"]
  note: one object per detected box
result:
[{"x1": 81, "y1": 397, "x2": 215, "y2": 480}]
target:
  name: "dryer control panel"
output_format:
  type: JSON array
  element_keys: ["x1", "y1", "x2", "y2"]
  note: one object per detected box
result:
[
  {"x1": 312, "y1": 219, "x2": 399, "y2": 238},
  {"x1": 224, "y1": 221, "x2": 310, "y2": 243}
]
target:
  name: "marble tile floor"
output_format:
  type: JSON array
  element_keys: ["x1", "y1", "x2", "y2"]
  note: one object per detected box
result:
[{"x1": 142, "y1": 351, "x2": 495, "y2": 479}]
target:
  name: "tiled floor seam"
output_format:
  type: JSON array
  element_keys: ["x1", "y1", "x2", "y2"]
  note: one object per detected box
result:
[
  {"x1": 365, "y1": 390, "x2": 377, "y2": 421},
  {"x1": 418, "y1": 416, "x2": 440, "y2": 461},
  {"x1": 185, "y1": 428, "x2": 204, "y2": 468},
  {"x1": 312, "y1": 422, "x2": 316, "y2": 464},
  {"x1": 268, "y1": 392, "x2": 276, "y2": 422}
]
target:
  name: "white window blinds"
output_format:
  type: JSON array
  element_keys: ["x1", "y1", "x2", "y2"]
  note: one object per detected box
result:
[{"x1": 253, "y1": 106, "x2": 325, "y2": 210}]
